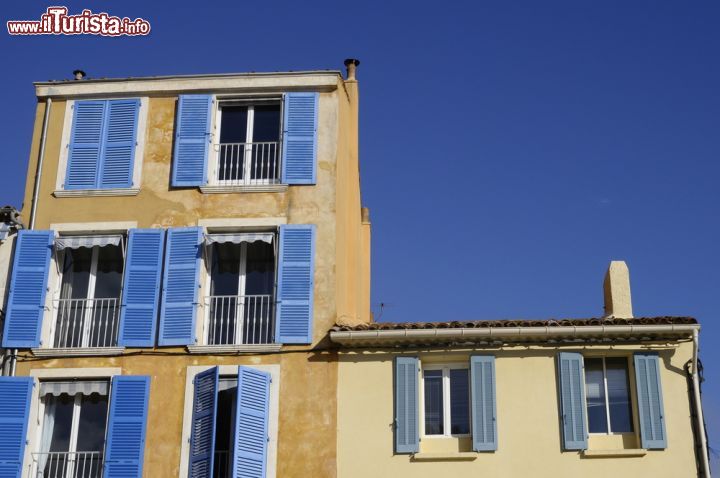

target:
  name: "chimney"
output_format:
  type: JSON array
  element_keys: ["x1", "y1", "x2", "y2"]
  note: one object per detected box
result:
[
  {"x1": 73, "y1": 69, "x2": 86, "y2": 80},
  {"x1": 344, "y1": 58, "x2": 360, "y2": 81},
  {"x1": 603, "y1": 261, "x2": 633, "y2": 318}
]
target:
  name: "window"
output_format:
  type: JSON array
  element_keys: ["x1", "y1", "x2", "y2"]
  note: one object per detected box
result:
[
  {"x1": 213, "y1": 101, "x2": 282, "y2": 186},
  {"x1": 33, "y1": 381, "x2": 109, "y2": 478},
  {"x1": 585, "y1": 357, "x2": 634, "y2": 434},
  {"x1": 53, "y1": 238, "x2": 124, "y2": 348},
  {"x1": 422, "y1": 366, "x2": 470, "y2": 437},
  {"x1": 61, "y1": 99, "x2": 143, "y2": 192},
  {"x1": 203, "y1": 234, "x2": 276, "y2": 345}
]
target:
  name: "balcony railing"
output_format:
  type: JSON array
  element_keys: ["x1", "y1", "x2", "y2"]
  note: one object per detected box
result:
[
  {"x1": 214, "y1": 450, "x2": 230, "y2": 478},
  {"x1": 30, "y1": 451, "x2": 103, "y2": 478},
  {"x1": 215, "y1": 142, "x2": 281, "y2": 186},
  {"x1": 204, "y1": 295, "x2": 274, "y2": 345},
  {"x1": 53, "y1": 298, "x2": 120, "y2": 348}
]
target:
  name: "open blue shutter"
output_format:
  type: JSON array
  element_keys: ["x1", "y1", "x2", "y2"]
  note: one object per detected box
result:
[
  {"x1": 159, "y1": 227, "x2": 202, "y2": 345},
  {"x1": 99, "y1": 99, "x2": 140, "y2": 189},
  {"x1": 471, "y1": 356, "x2": 497, "y2": 451},
  {"x1": 557, "y1": 352, "x2": 588, "y2": 450},
  {"x1": 103, "y1": 376, "x2": 150, "y2": 478},
  {"x1": 2, "y1": 230, "x2": 53, "y2": 348},
  {"x1": 394, "y1": 356, "x2": 419, "y2": 454},
  {"x1": 172, "y1": 95, "x2": 212, "y2": 187},
  {"x1": 275, "y1": 225, "x2": 315, "y2": 344},
  {"x1": 66, "y1": 100, "x2": 105, "y2": 190},
  {"x1": 634, "y1": 353, "x2": 667, "y2": 449},
  {"x1": 281, "y1": 92, "x2": 318, "y2": 185},
  {"x1": 232, "y1": 366, "x2": 270, "y2": 478},
  {"x1": 118, "y1": 229, "x2": 165, "y2": 346},
  {"x1": 0, "y1": 377, "x2": 33, "y2": 478},
  {"x1": 189, "y1": 367, "x2": 219, "y2": 478}
]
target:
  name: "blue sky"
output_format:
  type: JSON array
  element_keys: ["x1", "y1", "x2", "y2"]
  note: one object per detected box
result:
[{"x1": 2, "y1": 0, "x2": 719, "y2": 466}]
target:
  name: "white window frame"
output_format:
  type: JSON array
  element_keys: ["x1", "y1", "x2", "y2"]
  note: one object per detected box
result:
[
  {"x1": 200, "y1": 231, "x2": 278, "y2": 346},
  {"x1": 208, "y1": 97, "x2": 284, "y2": 186},
  {"x1": 23, "y1": 368, "x2": 121, "y2": 477},
  {"x1": 178, "y1": 364, "x2": 280, "y2": 478},
  {"x1": 585, "y1": 356, "x2": 635, "y2": 436},
  {"x1": 419, "y1": 363, "x2": 471, "y2": 439},
  {"x1": 55, "y1": 97, "x2": 148, "y2": 195},
  {"x1": 48, "y1": 236, "x2": 126, "y2": 349}
]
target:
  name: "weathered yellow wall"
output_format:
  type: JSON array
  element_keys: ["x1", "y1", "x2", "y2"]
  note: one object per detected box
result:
[
  {"x1": 13, "y1": 74, "x2": 371, "y2": 478},
  {"x1": 337, "y1": 343, "x2": 698, "y2": 478}
]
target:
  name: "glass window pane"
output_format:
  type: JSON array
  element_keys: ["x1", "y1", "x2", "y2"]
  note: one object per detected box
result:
[
  {"x1": 584, "y1": 358, "x2": 608, "y2": 433},
  {"x1": 244, "y1": 242, "x2": 275, "y2": 295},
  {"x1": 606, "y1": 357, "x2": 634, "y2": 433},
  {"x1": 76, "y1": 394, "x2": 109, "y2": 452},
  {"x1": 219, "y1": 106, "x2": 248, "y2": 143},
  {"x1": 251, "y1": 105, "x2": 281, "y2": 142},
  {"x1": 44, "y1": 394, "x2": 75, "y2": 452},
  {"x1": 93, "y1": 245, "x2": 123, "y2": 298},
  {"x1": 450, "y1": 369, "x2": 470, "y2": 435},
  {"x1": 60, "y1": 248, "x2": 92, "y2": 299},
  {"x1": 214, "y1": 387, "x2": 236, "y2": 478},
  {"x1": 423, "y1": 370, "x2": 444, "y2": 435}
]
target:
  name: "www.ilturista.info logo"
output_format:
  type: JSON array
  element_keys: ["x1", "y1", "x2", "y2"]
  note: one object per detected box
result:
[{"x1": 7, "y1": 7, "x2": 151, "y2": 36}]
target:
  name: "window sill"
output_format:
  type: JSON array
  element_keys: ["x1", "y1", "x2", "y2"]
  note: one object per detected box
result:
[
  {"x1": 187, "y1": 344, "x2": 282, "y2": 354},
  {"x1": 53, "y1": 188, "x2": 140, "y2": 198},
  {"x1": 411, "y1": 452, "x2": 478, "y2": 462},
  {"x1": 32, "y1": 347, "x2": 125, "y2": 357},
  {"x1": 582, "y1": 449, "x2": 647, "y2": 458},
  {"x1": 199, "y1": 184, "x2": 288, "y2": 194}
]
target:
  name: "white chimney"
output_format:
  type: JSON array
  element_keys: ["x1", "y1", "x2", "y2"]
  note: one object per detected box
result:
[{"x1": 603, "y1": 261, "x2": 633, "y2": 318}]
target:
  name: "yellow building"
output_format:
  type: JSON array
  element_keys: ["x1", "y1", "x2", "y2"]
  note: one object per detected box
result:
[
  {"x1": 332, "y1": 264, "x2": 711, "y2": 477},
  {"x1": 0, "y1": 60, "x2": 369, "y2": 478},
  {"x1": 0, "y1": 60, "x2": 710, "y2": 478}
]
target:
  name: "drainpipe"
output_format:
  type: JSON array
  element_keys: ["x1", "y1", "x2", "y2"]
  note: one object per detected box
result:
[
  {"x1": 8, "y1": 98, "x2": 52, "y2": 376},
  {"x1": 691, "y1": 328, "x2": 711, "y2": 477}
]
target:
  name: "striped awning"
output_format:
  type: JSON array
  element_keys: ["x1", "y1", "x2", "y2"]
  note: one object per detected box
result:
[
  {"x1": 55, "y1": 235, "x2": 123, "y2": 251},
  {"x1": 40, "y1": 380, "x2": 109, "y2": 397},
  {"x1": 205, "y1": 233, "x2": 274, "y2": 246}
]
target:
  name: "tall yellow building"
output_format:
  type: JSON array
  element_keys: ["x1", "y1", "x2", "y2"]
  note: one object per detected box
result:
[{"x1": 0, "y1": 61, "x2": 710, "y2": 478}]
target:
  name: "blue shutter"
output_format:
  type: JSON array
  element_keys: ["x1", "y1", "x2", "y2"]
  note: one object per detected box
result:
[
  {"x1": 99, "y1": 99, "x2": 140, "y2": 189},
  {"x1": 66, "y1": 100, "x2": 105, "y2": 190},
  {"x1": 634, "y1": 352, "x2": 667, "y2": 449},
  {"x1": 159, "y1": 227, "x2": 202, "y2": 345},
  {"x1": 103, "y1": 376, "x2": 150, "y2": 478},
  {"x1": 118, "y1": 229, "x2": 165, "y2": 347},
  {"x1": 232, "y1": 366, "x2": 270, "y2": 478},
  {"x1": 2, "y1": 230, "x2": 53, "y2": 348},
  {"x1": 557, "y1": 352, "x2": 588, "y2": 450},
  {"x1": 172, "y1": 95, "x2": 213, "y2": 187},
  {"x1": 0, "y1": 377, "x2": 33, "y2": 478},
  {"x1": 471, "y1": 356, "x2": 497, "y2": 451},
  {"x1": 394, "y1": 356, "x2": 419, "y2": 454},
  {"x1": 189, "y1": 367, "x2": 219, "y2": 478},
  {"x1": 275, "y1": 225, "x2": 315, "y2": 344},
  {"x1": 281, "y1": 92, "x2": 318, "y2": 185}
]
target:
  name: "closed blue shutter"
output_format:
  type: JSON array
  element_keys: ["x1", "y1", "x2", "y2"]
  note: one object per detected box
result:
[
  {"x1": 103, "y1": 376, "x2": 150, "y2": 478},
  {"x1": 281, "y1": 92, "x2": 318, "y2": 185},
  {"x1": 0, "y1": 377, "x2": 33, "y2": 478},
  {"x1": 634, "y1": 352, "x2": 667, "y2": 449},
  {"x1": 471, "y1": 356, "x2": 497, "y2": 451},
  {"x1": 557, "y1": 352, "x2": 588, "y2": 450},
  {"x1": 159, "y1": 227, "x2": 202, "y2": 345},
  {"x1": 66, "y1": 100, "x2": 105, "y2": 190},
  {"x1": 2, "y1": 230, "x2": 53, "y2": 348},
  {"x1": 189, "y1": 367, "x2": 219, "y2": 478},
  {"x1": 99, "y1": 99, "x2": 140, "y2": 189},
  {"x1": 118, "y1": 229, "x2": 165, "y2": 347},
  {"x1": 172, "y1": 95, "x2": 213, "y2": 187},
  {"x1": 275, "y1": 225, "x2": 315, "y2": 344},
  {"x1": 394, "y1": 356, "x2": 419, "y2": 454},
  {"x1": 232, "y1": 366, "x2": 270, "y2": 478}
]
